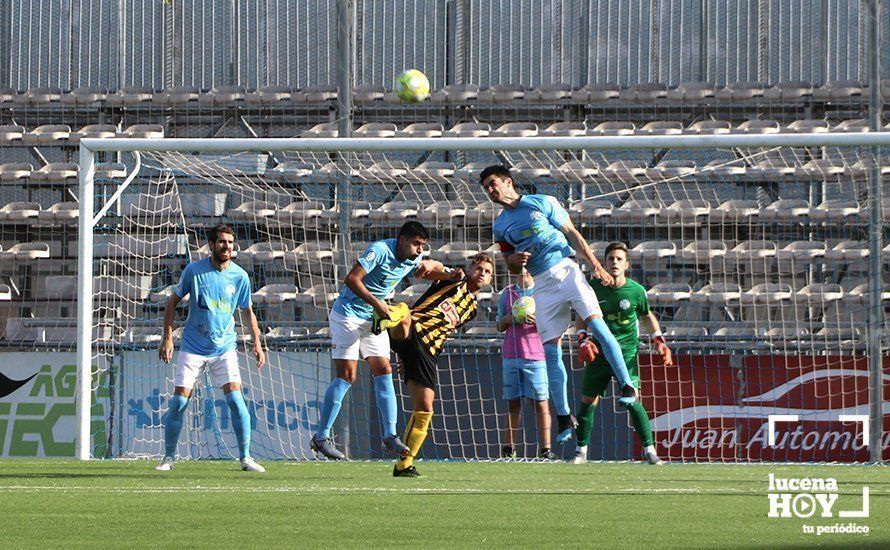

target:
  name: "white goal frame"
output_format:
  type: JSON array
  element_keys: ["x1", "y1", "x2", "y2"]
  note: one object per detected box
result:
[{"x1": 75, "y1": 133, "x2": 890, "y2": 461}]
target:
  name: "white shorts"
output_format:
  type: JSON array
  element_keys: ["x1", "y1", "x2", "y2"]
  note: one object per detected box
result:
[
  {"x1": 329, "y1": 310, "x2": 390, "y2": 361},
  {"x1": 533, "y1": 257, "x2": 603, "y2": 343},
  {"x1": 174, "y1": 349, "x2": 242, "y2": 389}
]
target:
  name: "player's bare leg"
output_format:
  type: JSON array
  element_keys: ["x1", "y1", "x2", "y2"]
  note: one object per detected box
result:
[
  {"x1": 534, "y1": 399, "x2": 556, "y2": 459},
  {"x1": 502, "y1": 399, "x2": 521, "y2": 459}
]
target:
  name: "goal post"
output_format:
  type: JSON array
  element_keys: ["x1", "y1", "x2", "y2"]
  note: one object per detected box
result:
[{"x1": 75, "y1": 133, "x2": 889, "y2": 463}]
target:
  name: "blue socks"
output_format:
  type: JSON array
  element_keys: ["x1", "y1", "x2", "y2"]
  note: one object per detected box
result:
[
  {"x1": 544, "y1": 343, "x2": 571, "y2": 416},
  {"x1": 373, "y1": 373, "x2": 399, "y2": 438},
  {"x1": 225, "y1": 390, "x2": 252, "y2": 460},
  {"x1": 315, "y1": 374, "x2": 398, "y2": 440},
  {"x1": 316, "y1": 377, "x2": 351, "y2": 440},
  {"x1": 163, "y1": 393, "x2": 190, "y2": 459},
  {"x1": 588, "y1": 317, "x2": 633, "y2": 387}
]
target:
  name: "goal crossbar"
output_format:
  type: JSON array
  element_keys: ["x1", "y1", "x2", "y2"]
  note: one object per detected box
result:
[{"x1": 81, "y1": 133, "x2": 890, "y2": 153}]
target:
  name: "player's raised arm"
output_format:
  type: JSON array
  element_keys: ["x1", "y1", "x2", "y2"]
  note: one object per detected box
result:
[
  {"x1": 415, "y1": 260, "x2": 464, "y2": 282},
  {"x1": 557, "y1": 218, "x2": 613, "y2": 286}
]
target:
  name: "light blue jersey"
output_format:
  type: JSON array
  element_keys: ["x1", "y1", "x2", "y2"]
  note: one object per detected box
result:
[
  {"x1": 332, "y1": 238, "x2": 422, "y2": 320},
  {"x1": 492, "y1": 194, "x2": 574, "y2": 276},
  {"x1": 174, "y1": 258, "x2": 252, "y2": 357}
]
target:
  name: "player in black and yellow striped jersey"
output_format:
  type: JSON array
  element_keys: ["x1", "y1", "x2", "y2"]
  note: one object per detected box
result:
[{"x1": 387, "y1": 253, "x2": 495, "y2": 477}]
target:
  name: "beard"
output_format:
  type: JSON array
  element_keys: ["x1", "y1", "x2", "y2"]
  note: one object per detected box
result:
[{"x1": 213, "y1": 249, "x2": 231, "y2": 263}]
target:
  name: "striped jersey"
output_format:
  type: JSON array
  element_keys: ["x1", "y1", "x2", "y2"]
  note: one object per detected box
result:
[{"x1": 411, "y1": 278, "x2": 478, "y2": 356}]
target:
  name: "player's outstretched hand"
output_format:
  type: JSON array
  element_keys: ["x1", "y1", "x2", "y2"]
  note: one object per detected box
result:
[
  {"x1": 449, "y1": 268, "x2": 465, "y2": 281},
  {"x1": 655, "y1": 336, "x2": 673, "y2": 366},
  {"x1": 159, "y1": 338, "x2": 173, "y2": 364},
  {"x1": 506, "y1": 252, "x2": 531, "y2": 273},
  {"x1": 524, "y1": 312, "x2": 536, "y2": 325},
  {"x1": 254, "y1": 346, "x2": 266, "y2": 369},
  {"x1": 593, "y1": 264, "x2": 614, "y2": 286}
]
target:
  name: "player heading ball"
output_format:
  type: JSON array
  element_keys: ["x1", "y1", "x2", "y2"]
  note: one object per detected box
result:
[{"x1": 481, "y1": 165, "x2": 639, "y2": 444}]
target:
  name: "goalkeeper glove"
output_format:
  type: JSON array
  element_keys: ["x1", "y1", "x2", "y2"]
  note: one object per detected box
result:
[
  {"x1": 653, "y1": 332, "x2": 673, "y2": 366},
  {"x1": 577, "y1": 330, "x2": 599, "y2": 364}
]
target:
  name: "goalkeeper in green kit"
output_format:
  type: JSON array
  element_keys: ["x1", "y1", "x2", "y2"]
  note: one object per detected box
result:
[{"x1": 571, "y1": 242, "x2": 674, "y2": 465}]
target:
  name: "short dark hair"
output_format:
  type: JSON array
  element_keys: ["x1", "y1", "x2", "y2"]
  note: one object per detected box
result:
[
  {"x1": 479, "y1": 164, "x2": 512, "y2": 184},
  {"x1": 208, "y1": 224, "x2": 236, "y2": 242},
  {"x1": 397, "y1": 221, "x2": 429, "y2": 241},
  {"x1": 469, "y1": 252, "x2": 495, "y2": 270},
  {"x1": 604, "y1": 241, "x2": 629, "y2": 257}
]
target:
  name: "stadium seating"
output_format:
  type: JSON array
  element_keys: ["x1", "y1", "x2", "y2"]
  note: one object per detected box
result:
[
  {"x1": 61, "y1": 86, "x2": 109, "y2": 106},
  {"x1": 0, "y1": 75, "x2": 885, "y2": 354},
  {"x1": 13, "y1": 86, "x2": 62, "y2": 105},
  {"x1": 527, "y1": 83, "x2": 572, "y2": 102},
  {"x1": 245, "y1": 85, "x2": 293, "y2": 105},
  {"x1": 23, "y1": 125, "x2": 71, "y2": 145},
  {"x1": 71, "y1": 124, "x2": 118, "y2": 142},
  {"x1": 198, "y1": 85, "x2": 246, "y2": 105},
  {"x1": 292, "y1": 85, "x2": 337, "y2": 103},
  {"x1": 570, "y1": 83, "x2": 619, "y2": 102},
  {"x1": 666, "y1": 82, "x2": 715, "y2": 101},
  {"x1": 0, "y1": 202, "x2": 41, "y2": 221},
  {"x1": 0, "y1": 163, "x2": 31, "y2": 182},
  {"x1": 106, "y1": 86, "x2": 155, "y2": 105},
  {"x1": 397, "y1": 123, "x2": 444, "y2": 138}
]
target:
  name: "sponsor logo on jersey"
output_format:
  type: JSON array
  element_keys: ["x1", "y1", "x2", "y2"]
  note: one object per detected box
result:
[{"x1": 438, "y1": 299, "x2": 461, "y2": 327}]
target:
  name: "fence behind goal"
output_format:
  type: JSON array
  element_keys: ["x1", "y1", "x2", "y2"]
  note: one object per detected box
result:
[{"x1": 73, "y1": 135, "x2": 890, "y2": 462}]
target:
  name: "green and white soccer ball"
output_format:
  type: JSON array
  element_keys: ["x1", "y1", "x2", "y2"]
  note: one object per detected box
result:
[
  {"x1": 512, "y1": 296, "x2": 536, "y2": 323},
  {"x1": 395, "y1": 69, "x2": 430, "y2": 102}
]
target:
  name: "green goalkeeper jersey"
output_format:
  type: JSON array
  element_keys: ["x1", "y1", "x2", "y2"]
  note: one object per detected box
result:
[{"x1": 589, "y1": 277, "x2": 650, "y2": 351}]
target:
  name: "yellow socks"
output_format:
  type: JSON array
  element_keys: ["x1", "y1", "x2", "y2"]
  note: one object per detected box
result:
[{"x1": 396, "y1": 410, "x2": 433, "y2": 469}]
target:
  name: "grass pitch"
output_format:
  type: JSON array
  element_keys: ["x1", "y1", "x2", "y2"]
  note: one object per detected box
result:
[{"x1": 0, "y1": 459, "x2": 886, "y2": 549}]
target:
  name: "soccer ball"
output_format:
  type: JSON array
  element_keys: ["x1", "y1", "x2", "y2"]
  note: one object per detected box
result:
[
  {"x1": 395, "y1": 69, "x2": 430, "y2": 102},
  {"x1": 512, "y1": 296, "x2": 536, "y2": 323}
]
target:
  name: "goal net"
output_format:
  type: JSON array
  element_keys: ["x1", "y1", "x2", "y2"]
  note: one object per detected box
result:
[{"x1": 75, "y1": 135, "x2": 889, "y2": 462}]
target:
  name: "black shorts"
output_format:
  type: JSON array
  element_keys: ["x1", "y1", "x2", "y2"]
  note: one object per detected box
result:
[{"x1": 391, "y1": 329, "x2": 438, "y2": 390}]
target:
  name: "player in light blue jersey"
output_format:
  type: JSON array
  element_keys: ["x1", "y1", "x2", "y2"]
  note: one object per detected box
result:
[
  {"x1": 157, "y1": 224, "x2": 266, "y2": 472},
  {"x1": 481, "y1": 165, "x2": 637, "y2": 444},
  {"x1": 311, "y1": 221, "x2": 452, "y2": 460}
]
